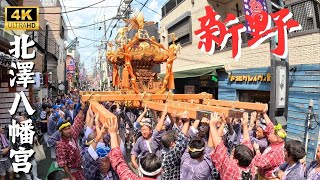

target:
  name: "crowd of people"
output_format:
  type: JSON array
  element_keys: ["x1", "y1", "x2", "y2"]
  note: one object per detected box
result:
[{"x1": 0, "y1": 91, "x2": 320, "y2": 180}]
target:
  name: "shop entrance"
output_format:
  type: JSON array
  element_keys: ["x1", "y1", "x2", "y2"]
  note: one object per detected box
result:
[{"x1": 238, "y1": 90, "x2": 270, "y2": 104}]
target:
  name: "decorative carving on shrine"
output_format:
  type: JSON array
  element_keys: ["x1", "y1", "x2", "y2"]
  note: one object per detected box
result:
[{"x1": 106, "y1": 12, "x2": 180, "y2": 94}]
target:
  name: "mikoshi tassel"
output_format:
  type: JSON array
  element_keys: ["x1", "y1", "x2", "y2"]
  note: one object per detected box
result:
[
  {"x1": 122, "y1": 66, "x2": 129, "y2": 88},
  {"x1": 168, "y1": 72, "x2": 175, "y2": 90}
]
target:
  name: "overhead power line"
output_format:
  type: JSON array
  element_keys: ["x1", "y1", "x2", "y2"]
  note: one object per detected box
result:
[
  {"x1": 106, "y1": 0, "x2": 130, "y2": 42},
  {"x1": 40, "y1": 0, "x2": 106, "y2": 14},
  {"x1": 61, "y1": 0, "x2": 76, "y2": 38},
  {"x1": 38, "y1": 17, "x2": 115, "y2": 31},
  {"x1": 134, "y1": 0, "x2": 161, "y2": 16}
]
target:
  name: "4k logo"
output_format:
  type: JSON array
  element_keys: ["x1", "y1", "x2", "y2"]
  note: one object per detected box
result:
[{"x1": 5, "y1": 7, "x2": 39, "y2": 30}]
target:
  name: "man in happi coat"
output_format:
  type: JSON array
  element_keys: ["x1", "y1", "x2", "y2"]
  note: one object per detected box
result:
[
  {"x1": 107, "y1": 118, "x2": 163, "y2": 180},
  {"x1": 252, "y1": 112, "x2": 286, "y2": 180},
  {"x1": 180, "y1": 137, "x2": 219, "y2": 180},
  {"x1": 55, "y1": 102, "x2": 87, "y2": 180},
  {"x1": 131, "y1": 117, "x2": 161, "y2": 170},
  {"x1": 161, "y1": 110, "x2": 190, "y2": 180},
  {"x1": 210, "y1": 112, "x2": 256, "y2": 180}
]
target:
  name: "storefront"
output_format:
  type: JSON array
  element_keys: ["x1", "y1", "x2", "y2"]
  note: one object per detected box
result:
[
  {"x1": 171, "y1": 66, "x2": 223, "y2": 99},
  {"x1": 217, "y1": 67, "x2": 271, "y2": 103},
  {"x1": 217, "y1": 64, "x2": 320, "y2": 163}
]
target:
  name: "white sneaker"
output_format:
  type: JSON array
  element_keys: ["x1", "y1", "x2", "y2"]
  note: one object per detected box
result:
[{"x1": 15, "y1": 174, "x2": 20, "y2": 178}]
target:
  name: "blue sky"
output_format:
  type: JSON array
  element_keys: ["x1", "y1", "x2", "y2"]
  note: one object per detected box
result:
[{"x1": 62, "y1": 0, "x2": 166, "y2": 74}]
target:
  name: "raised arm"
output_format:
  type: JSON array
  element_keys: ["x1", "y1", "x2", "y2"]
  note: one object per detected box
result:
[
  {"x1": 249, "y1": 111, "x2": 257, "y2": 131},
  {"x1": 242, "y1": 112, "x2": 250, "y2": 142},
  {"x1": 70, "y1": 102, "x2": 86, "y2": 139},
  {"x1": 136, "y1": 105, "x2": 148, "y2": 123},
  {"x1": 167, "y1": 112, "x2": 176, "y2": 126},
  {"x1": 263, "y1": 111, "x2": 272, "y2": 126},
  {"x1": 209, "y1": 112, "x2": 222, "y2": 148},
  {"x1": 181, "y1": 111, "x2": 191, "y2": 136},
  {"x1": 107, "y1": 118, "x2": 140, "y2": 180},
  {"x1": 155, "y1": 104, "x2": 168, "y2": 131},
  {"x1": 85, "y1": 104, "x2": 94, "y2": 129},
  {"x1": 217, "y1": 122, "x2": 225, "y2": 137},
  {"x1": 151, "y1": 109, "x2": 158, "y2": 123}
]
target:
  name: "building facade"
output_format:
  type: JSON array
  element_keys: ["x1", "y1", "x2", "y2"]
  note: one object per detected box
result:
[
  {"x1": 40, "y1": 0, "x2": 66, "y2": 97},
  {"x1": 0, "y1": 0, "x2": 33, "y2": 126},
  {"x1": 160, "y1": 0, "x2": 320, "y2": 161}
]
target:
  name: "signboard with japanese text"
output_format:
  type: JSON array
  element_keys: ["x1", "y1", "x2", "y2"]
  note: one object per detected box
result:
[
  {"x1": 5, "y1": 6, "x2": 39, "y2": 30},
  {"x1": 7, "y1": 33, "x2": 37, "y2": 173},
  {"x1": 276, "y1": 66, "x2": 287, "y2": 108},
  {"x1": 229, "y1": 73, "x2": 271, "y2": 82},
  {"x1": 184, "y1": 85, "x2": 195, "y2": 94},
  {"x1": 194, "y1": 6, "x2": 302, "y2": 60},
  {"x1": 66, "y1": 55, "x2": 75, "y2": 74}
]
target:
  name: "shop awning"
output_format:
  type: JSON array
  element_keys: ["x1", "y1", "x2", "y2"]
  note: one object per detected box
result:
[{"x1": 160, "y1": 65, "x2": 224, "y2": 79}]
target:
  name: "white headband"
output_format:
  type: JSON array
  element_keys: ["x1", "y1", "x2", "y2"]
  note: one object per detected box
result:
[{"x1": 139, "y1": 164, "x2": 162, "y2": 177}]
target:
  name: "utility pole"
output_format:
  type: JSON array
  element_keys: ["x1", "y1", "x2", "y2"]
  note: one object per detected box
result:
[
  {"x1": 44, "y1": 23, "x2": 49, "y2": 97},
  {"x1": 99, "y1": 41, "x2": 103, "y2": 91},
  {"x1": 267, "y1": 0, "x2": 289, "y2": 126},
  {"x1": 104, "y1": 15, "x2": 111, "y2": 91}
]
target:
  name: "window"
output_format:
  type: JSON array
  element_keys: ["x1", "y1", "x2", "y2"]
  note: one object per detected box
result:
[
  {"x1": 286, "y1": 0, "x2": 320, "y2": 32},
  {"x1": 168, "y1": 16, "x2": 192, "y2": 46},
  {"x1": 165, "y1": 0, "x2": 176, "y2": 15},
  {"x1": 162, "y1": 0, "x2": 186, "y2": 17}
]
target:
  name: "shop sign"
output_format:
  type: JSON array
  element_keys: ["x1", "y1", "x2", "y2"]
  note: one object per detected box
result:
[
  {"x1": 229, "y1": 73, "x2": 271, "y2": 82},
  {"x1": 66, "y1": 55, "x2": 75, "y2": 74},
  {"x1": 184, "y1": 85, "x2": 195, "y2": 94},
  {"x1": 0, "y1": 52, "x2": 18, "y2": 68}
]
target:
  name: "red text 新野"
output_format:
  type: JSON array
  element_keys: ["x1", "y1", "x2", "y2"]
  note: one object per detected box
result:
[{"x1": 194, "y1": 6, "x2": 302, "y2": 61}]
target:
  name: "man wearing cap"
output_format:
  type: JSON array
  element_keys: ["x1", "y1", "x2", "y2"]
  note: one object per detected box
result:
[
  {"x1": 55, "y1": 102, "x2": 87, "y2": 180},
  {"x1": 82, "y1": 113, "x2": 113, "y2": 180},
  {"x1": 252, "y1": 111, "x2": 287, "y2": 180},
  {"x1": 65, "y1": 100, "x2": 76, "y2": 124}
]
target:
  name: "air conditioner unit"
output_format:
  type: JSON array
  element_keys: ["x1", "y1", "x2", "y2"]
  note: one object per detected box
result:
[
  {"x1": 33, "y1": 72, "x2": 43, "y2": 90},
  {"x1": 124, "y1": 0, "x2": 132, "y2": 4}
]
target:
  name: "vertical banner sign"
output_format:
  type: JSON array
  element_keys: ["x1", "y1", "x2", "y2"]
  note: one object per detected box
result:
[
  {"x1": 243, "y1": 0, "x2": 268, "y2": 32},
  {"x1": 66, "y1": 55, "x2": 75, "y2": 74},
  {"x1": 7, "y1": 34, "x2": 36, "y2": 173}
]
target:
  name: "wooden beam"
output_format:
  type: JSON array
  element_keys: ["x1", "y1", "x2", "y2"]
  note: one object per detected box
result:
[
  {"x1": 141, "y1": 101, "x2": 198, "y2": 119},
  {"x1": 203, "y1": 99, "x2": 267, "y2": 112},
  {"x1": 168, "y1": 101, "x2": 234, "y2": 116},
  {"x1": 90, "y1": 101, "x2": 117, "y2": 124},
  {"x1": 79, "y1": 91, "x2": 121, "y2": 95},
  {"x1": 81, "y1": 93, "x2": 212, "y2": 102},
  {"x1": 141, "y1": 101, "x2": 244, "y2": 119}
]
